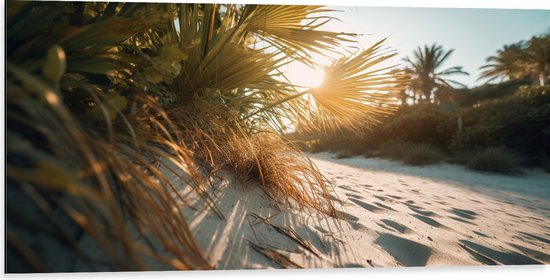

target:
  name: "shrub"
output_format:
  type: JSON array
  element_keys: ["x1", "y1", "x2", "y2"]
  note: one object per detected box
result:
[
  {"x1": 379, "y1": 141, "x2": 411, "y2": 160},
  {"x1": 370, "y1": 104, "x2": 456, "y2": 150},
  {"x1": 447, "y1": 152, "x2": 471, "y2": 165},
  {"x1": 335, "y1": 150, "x2": 354, "y2": 159},
  {"x1": 379, "y1": 142, "x2": 445, "y2": 166},
  {"x1": 363, "y1": 149, "x2": 380, "y2": 158},
  {"x1": 466, "y1": 147, "x2": 523, "y2": 174},
  {"x1": 452, "y1": 79, "x2": 529, "y2": 107},
  {"x1": 450, "y1": 86, "x2": 550, "y2": 165},
  {"x1": 401, "y1": 144, "x2": 447, "y2": 166}
]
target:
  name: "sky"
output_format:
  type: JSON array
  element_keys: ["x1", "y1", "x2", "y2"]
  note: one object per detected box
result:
[{"x1": 284, "y1": 5, "x2": 550, "y2": 88}]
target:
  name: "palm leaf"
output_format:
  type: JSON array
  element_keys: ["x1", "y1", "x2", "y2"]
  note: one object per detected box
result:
[{"x1": 242, "y1": 5, "x2": 357, "y2": 66}]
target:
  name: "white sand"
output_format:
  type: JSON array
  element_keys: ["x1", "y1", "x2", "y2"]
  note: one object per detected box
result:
[{"x1": 170, "y1": 152, "x2": 550, "y2": 269}]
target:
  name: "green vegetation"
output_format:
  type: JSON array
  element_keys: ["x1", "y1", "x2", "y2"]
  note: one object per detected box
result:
[
  {"x1": 401, "y1": 144, "x2": 447, "y2": 166},
  {"x1": 370, "y1": 104, "x2": 456, "y2": 149},
  {"x1": 466, "y1": 147, "x2": 523, "y2": 174},
  {"x1": 296, "y1": 34, "x2": 550, "y2": 173},
  {"x1": 450, "y1": 86, "x2": 550, "y2": 162},
  {"x1": 6, "y1": 2, "x2": 399, "y2": 272},
  {"x1": 379, "y1": 142, "x2": 446, "y2": 166}
]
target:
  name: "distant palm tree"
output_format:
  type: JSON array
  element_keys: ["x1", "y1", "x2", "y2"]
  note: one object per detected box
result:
[
  {"x1": 524, "y1": 35, "x2": 550, "y2": 86},
  {"x1": 479, "y1": 42, "x2": 527, "y2": 83},
  {"x1": 403, "y1": 44, "x2": 469, "y2": 103},
  {"x1": 479, "y1": 35, "x2": 550, "y2": 86}
]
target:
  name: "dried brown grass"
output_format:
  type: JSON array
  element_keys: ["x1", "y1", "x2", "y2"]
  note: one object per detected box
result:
[
  {"x1": 6, "y1": 68, "x2": 212, "y2": 271},
  {"x1": 217, "y1": 132, "x2": 338, "y2": 217}
]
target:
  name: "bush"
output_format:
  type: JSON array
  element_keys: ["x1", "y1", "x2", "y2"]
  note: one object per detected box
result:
[
  {"x1": 335, "y1": 150, "x2": 354, "y2": 159},
  {"x1": 466, "y1": 147, "x2": 523, "y2": 174},
  {"x1": 379, "y1": 142, "x2": 446, "y2": 166},
  {"x1": 450, "y1": 86, "x2": 550, "y2": 165},
  {"x1": 401, "y1": 144, "x2": 447, "y2": 166},
  {"x1": 370, "y1": 104, "x2": 456, "y2": 150},
  {"x1": 452, "y1": 79, "x2": 529, "y2": 107},
  {"x1": 363, "y1": 149, "x2": 380, "y2": 158},
  {"x1": 379, "y1": 141, "x2": 412, "y2": 160},
  {"x1": 447, "y1": 152, "x2": 471, "y2": 165}
]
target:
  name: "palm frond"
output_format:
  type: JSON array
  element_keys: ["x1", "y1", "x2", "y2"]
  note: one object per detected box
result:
[
  {"x1": 306, "y1": 39, "x2": 399, "y2": 130},
  {"x1": 241, "y1": 5, "x2": 357, "y2": 66}
]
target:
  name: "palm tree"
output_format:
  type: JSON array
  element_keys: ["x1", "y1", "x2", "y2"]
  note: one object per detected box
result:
[
  {"x1": 479, "y1": 35, "x2": 550, "y2": 86},
  {"x1": 479, "y1": 42, "x2": 527, "y2": 83},
  {"x1": 403, "y1": 44, "x2": 469, "y2": 103},
  {"x1": 524, "y1": 35, "x2": 550, "y2": 86}
]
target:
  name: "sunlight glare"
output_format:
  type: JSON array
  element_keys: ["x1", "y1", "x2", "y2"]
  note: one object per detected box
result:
[{"x1": 285, "y1": 62, "x2": 325, "y2": 88}]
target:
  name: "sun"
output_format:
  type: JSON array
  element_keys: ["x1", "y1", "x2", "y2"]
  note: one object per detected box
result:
[{"x1": 285, "y1": 62, "x2": 325, "y2": 88}]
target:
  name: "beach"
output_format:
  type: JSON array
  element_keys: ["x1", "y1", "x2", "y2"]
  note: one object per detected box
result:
[{"x1": 174, "y1": 152, "x2": 550, "y2": 269}]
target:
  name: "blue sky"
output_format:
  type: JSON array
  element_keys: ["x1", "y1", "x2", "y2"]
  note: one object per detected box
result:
[{"x1": 321, "y1": 6, "x2": 550, "y2": 87}]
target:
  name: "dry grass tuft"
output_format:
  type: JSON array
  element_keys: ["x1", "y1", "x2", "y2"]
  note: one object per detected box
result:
[
  {"x1": 6, "y1": 69, "x2": 211, "y2": 271},
  {"x1": 217, "y1": 132, "x2": 339, "y2": 217}
]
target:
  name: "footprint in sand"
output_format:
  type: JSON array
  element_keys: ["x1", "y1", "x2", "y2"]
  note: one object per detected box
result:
[
  {"x1": 379, "y1": 219, "x2": 411, "y2": 234},
  {"x1": 374, "y1": 233, "x2": 432, "y2": 266},
  {"x1": 338, "y1": 185, "x2": 358, "y2": 193},
  {"x1": 346, "y1": 193, "x2": 364, "y2": 200},
  {"x1": 373, "y1": 202, "x2": 396, "y2": 211},
  {"x1": 508, "y1": 243, "x2": 550, "y2": 263},
  {"x1": 348, "y1": 221, "x2": 369, "y2": 231},
  {"x1": 374, "y1": 195, "x2": 386, "y2": 201},
  {"x1": 349, "y1": 198, "x2": 385, "y2": 213},
  {"x1": 504, "y1": 212, "x2": 523, "y2": 219},
  {"x1": 412, "y1": 214, "x2": 443, "y2": 228},
  {"x1": 387, "y1": 195, "x2": 402, "y2": 200},
  {"x1": 449, "y1": 216, "x2": 477, "y2": 225},
  {"x1": 473, "y1": 231, "x2": 489, "y2": 238},
  {"x1": 398, "y1": 180, "x2": 409, "y2": 187},
  {"x1": 336, "y1": 210, "x2": 360, "y2": 222},
  {"x1": 519, "y1": 232, "x2": 550, "y2": 245},
  {"x1": 527, "y1": 216, "x2": 544, "y2": 222},
  {"x1": 460, "y1": 240, "x2": 542, "y2": 265},
  {"x1": 328, "y1": 194, "x2": 346, "y2": 204},
  {"x1": 408, "y1": 205, "x2": 440, "y2": 217},
  {"x1": 449, "y1": 208, "x2": 478, "y2": 220}
]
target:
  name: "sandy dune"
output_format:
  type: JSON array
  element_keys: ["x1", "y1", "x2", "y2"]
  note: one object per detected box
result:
[{"x1": 167, "y1": 152, "x2": 550, "y2": 269}]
